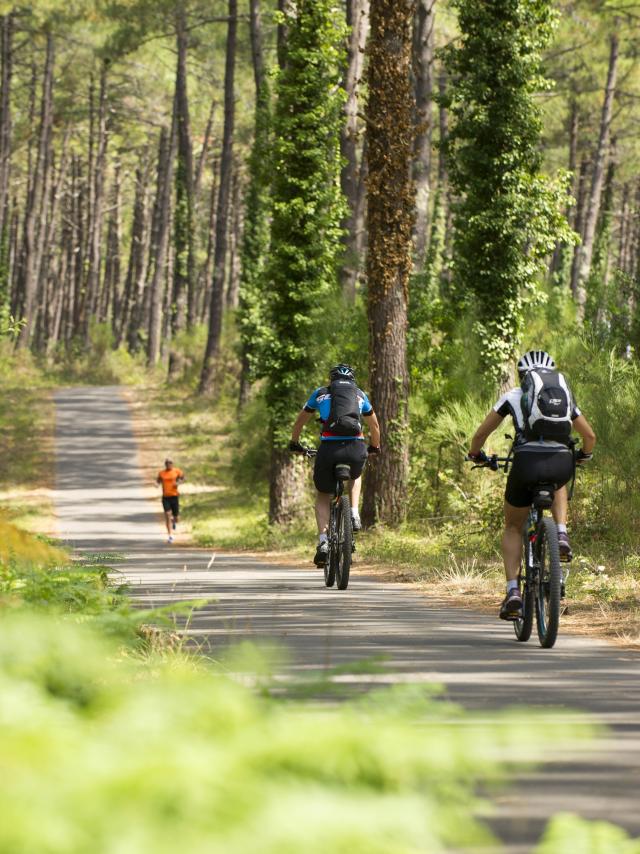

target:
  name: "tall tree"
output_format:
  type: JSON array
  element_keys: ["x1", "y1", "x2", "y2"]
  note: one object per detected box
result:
[
  {"x1": 199, "y1": 0, "x2": 238, "y2": 394},
  {"x1": 0, "y1": 13, "x2": 13, "y2": 317},
  {"x1": 264, "y1": 0, "x2": 346, "y2": 525},
  {"x1": 169, "y1": 4, "x2": 195, "y2": 376},
  {"x1": 443, "y1": 0, "x2": 572, "y2": 384},
  {"x1": 361, "y1": 0, "x2": 416, "y2": 528},
  {"x1": 339, "y1": 0, "x2": 369, "y2": 300},
  {"x1": 237, "y1": 0, "x2": 271, "y2": 407},
  {"x1": 411, "y1": 0, "x2": 435, "y2": 270},
  {"x1": 572, "y1": 31, "x2": 619, "y2": 320},
  {"x1": 16, "y1": 33, "x2": 54, "y2": 349}
]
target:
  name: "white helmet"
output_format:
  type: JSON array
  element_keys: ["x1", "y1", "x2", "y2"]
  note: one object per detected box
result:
[{"x1": 517, "y1": 350, "x2": 555, "y2": 377}]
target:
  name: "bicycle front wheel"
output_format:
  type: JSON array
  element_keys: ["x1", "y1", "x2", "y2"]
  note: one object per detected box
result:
[
  {"x1": 535, "y1": 517, "x2": 562, "y2": 648},
  {"x1": 513, "y1": 529, "x2": 534, "y2": 642},
  {"x1": 335, "y1": 494, "x2": 352, "y2": 590}
]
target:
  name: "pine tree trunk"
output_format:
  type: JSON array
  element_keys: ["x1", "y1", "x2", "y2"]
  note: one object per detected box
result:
[
  {"x1": 83, "y1": 63, "x2": 109, "y2": 340},
  {"x1": 574, "y1": 32, "x2": 619, "y2": 320},
  {"x1": 0, "y1": 13, "x2": 14, "y2": 279},
  {"x1": 170, "y1": 5, "x2": 196, "y2": 376},
  {"x1": 269, "y1": 444, "x2": 308, "y2": 526},
  {"x1": 148, "y1": 114, "x2": 177, "y2": 366},
  {"x1": 17, "y1": 34, "x2": 54, "y2": 349},
  {"x1": 569, "y1": 155, "x2": 589, "y2": 299},
  {"x1": 411, "y1": 0, "x2": 435, "y2": 270},
  {"x1": 361, "y1": 0, "x2": 415, "y2": 528},
  {"x1": 339, "y1": 0, "x2": 370, "y2": 300},
  {"x1": 199, "y1": 0, "x2": 237, "y2": 394}
]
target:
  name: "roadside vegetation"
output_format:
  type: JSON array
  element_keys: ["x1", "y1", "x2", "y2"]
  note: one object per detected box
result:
[{"x1": 0, "y1": 487, "x2": 631, "y2": 853}]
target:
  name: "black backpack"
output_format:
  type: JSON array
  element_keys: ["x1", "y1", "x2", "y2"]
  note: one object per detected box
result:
[
  {"x1": 325, "y1": 379, "x2": 362, "y2": 437},
  {"x1": 520, "y1": 369, "x2": 573, "y2": 441}
]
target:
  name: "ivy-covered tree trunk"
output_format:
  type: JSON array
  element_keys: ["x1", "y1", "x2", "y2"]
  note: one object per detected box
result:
[
  {"x1": 265, "y1": 0, "x2": 346, "y2": 525},
  {"x1": 361, "y1": 0, "x2": 415, "y2": 528},
  {"x1": 444, "y1": 0, "x2": 572, "y2": 384}
]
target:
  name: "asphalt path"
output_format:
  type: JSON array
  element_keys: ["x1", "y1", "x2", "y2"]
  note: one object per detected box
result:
[{"x1": 53, "y1": 386, "x2": 640, "y2": 851}]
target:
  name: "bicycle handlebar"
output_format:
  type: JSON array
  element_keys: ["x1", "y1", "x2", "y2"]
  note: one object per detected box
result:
[{"x1": 466, "y1": 453, "x2": 510, "y2": 472}]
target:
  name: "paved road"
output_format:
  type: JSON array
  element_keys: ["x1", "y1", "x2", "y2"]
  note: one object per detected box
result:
[{"x1": 53, "y1": 387, "x2": 640, "y2": 851}]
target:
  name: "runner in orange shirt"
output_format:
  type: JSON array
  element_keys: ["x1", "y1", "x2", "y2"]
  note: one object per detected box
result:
[{"x1": 156, "y1": 458, "x2": 185, "y2": 543}]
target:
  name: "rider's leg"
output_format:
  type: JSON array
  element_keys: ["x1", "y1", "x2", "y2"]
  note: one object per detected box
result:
[
  {"x1": 315, "y1": 491, "x2": 332, "y2": 537},
  {"x1": 502, "y1": 501, "x2": 530, "y2": 583},
  {"x1": 349, "y1": 475, "x2": 362, "y2": 510},
  {"x1": 551, "y1": 484, "x2": 572, "y2": 561},
  {"x1": 551, "y1": 485, "x2": 568, "y2": 526}
]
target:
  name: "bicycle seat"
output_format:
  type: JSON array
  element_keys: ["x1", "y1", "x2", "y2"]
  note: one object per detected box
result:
[
  {"x1": 334, "y1": 464, "x2": 352, "y2": 481},
  {"x1": 532, "y1": 484, "x2": 555, "y2": 509}
]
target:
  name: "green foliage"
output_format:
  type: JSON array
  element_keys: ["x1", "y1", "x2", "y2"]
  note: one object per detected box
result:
[
  {"x1": 443, "y1": 0, "x2": 575, "y2": 381},
  {"x1": 262, "y1": 0, "x2": 347, "y2": 445},
  {"x1": 0, "y1": 608, "x2": 600, "y2": 853},
  {"x1": 537, "y1": 813, "x2": 640, "y2": 854}
]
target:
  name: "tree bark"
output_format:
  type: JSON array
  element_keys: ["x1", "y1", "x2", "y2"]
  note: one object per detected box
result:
[
  {"x1": 83, "y1": 63, "x2": 109, "y2": 340},
  {"x1": 170, "y1": 4, "x2": 196, "y2": 364},
  {"x1": 339, "y1": 0, "x2": 370, "y2": 300},
  {"x1": 17, "y1": 33, "x2": 54, "y2": 349},
  {"x1": 411, "y1": 0, "x2": 435, "y2": 270},
  {"x1": 148, "y1": 114, "x2": 177, "y2": 366},
  {"x1": 574, "y1": 31, "x2": 619, "y2": 320},
  {"x1": 199, "y1": 0, "x2": 237, "y2": 394},
  {"x1": 0, "y1": 14, "x2": 13, "y2": 262},
  {"x1": 361, "y1": 0, "x2": 415, "y2": 528}
]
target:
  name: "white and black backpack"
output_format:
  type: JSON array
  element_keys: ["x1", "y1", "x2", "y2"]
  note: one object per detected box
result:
[{"x1": 520, "y1": 369, "x2": 573, "y2": 441}]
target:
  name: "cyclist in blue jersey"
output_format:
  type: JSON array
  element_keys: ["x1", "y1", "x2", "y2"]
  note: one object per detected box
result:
[{"x1": 289, "y1": 364, "x2": 381, "y2": 566}]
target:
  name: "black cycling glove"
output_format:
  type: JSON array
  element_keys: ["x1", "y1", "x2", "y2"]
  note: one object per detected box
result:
[
  {"x1": 288, "y1": 440, "x2": 305, "y2": 453},
  {"x1": 367, "y1": 445, "x2": 381, "y2": 455},
  {"x1": 576, "y1": 449, "x2": 593, "y2": 465}
]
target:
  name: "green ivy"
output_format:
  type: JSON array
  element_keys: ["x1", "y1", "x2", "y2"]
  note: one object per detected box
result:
[
  {"x1": 262, "y1": 0, "x2": 347, "y2": 444},
  {"x1": 443, "y1": 0, "x2": 575, "y2": 383}
]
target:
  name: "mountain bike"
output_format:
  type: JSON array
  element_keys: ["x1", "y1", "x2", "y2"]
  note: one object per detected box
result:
[
  {"x1": 301, "y1": 447, "x2": 354, "y2": 590},
  {"x1": 471, "y1": 451, "x2": 568, "y2": 649}
]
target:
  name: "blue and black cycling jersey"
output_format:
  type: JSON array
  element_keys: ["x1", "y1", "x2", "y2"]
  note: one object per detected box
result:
[{"x1": 303, "y1": 386, "x2": 373, "y2": 441}]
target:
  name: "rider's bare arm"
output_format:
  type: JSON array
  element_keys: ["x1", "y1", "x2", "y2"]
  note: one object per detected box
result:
[
  {"x1": 469, "y1": 410, "x2": 504, "y2": 456},
  {"x1": 291, "y1": 409, "x2": 314, "y2": 442},
  {"x1": 363, "y1": 411, "x2": 381, "y2": 447},
  {"x1": 572, "y1": 414, "x2": 596, "y2": 454}
]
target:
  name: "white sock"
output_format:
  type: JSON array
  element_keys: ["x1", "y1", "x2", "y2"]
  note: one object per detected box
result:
[
  {"x1": 319, "y1": 533, "x2": 328, "y2": 544},
  {"x1": 352, "y1": 508, "x2": 360, "y2": 519},
  {"x1": 507, "y1": 579, "x2": 519, "y2": 594},
  {"x1": 557, "y1": 524, "x2": 567, "y2": 534}
]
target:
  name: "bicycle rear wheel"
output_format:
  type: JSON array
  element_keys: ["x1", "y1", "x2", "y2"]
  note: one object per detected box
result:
[
  {"x1": 513, "y1": 531, "x2": 534, "y2": 642},
  {"x1": 335, "y1": 494, "x2": 352, "y2": 590},
  {"x1": 535, "y1": 517, "x2": 562, "y2": 648}
]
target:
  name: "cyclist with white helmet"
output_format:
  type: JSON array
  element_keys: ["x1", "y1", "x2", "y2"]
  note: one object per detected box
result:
[
  {"x1": 468, "y1": 350, "x2": 596, "y2": 620},
  {"x1": 289, "y1": 364, "x2": 381, "y2": 567}
]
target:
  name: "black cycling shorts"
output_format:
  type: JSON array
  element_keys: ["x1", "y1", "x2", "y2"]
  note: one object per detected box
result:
[
  {"x1": 162, "y1": 496, "x2": 180, "y2": 517},
  {"x1": 313, "y1": 440, "x2": 368, "y2": 494},
  {"x1": 505, "y1": 443, "x2": 574, "y2": 508}
]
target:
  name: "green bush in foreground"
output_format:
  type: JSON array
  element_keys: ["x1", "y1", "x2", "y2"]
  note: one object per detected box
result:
[{"x1": 0, "y1": 611, "x2": 606, "y2": 854}]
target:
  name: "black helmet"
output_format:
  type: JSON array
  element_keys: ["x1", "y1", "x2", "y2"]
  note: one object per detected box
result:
[{"x1": 329, "y1": 363, "x2": 355, "y2": 382}]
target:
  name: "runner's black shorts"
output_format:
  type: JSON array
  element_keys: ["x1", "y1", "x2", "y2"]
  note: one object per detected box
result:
[
  {"x1": 162, "y1": 496, "x2": 180, "y2": 517},
  {"x1": 505, "y1": 442, "x2": 574, "y2": 508},
  {"x1": 313, "y1": 440, "x2": 368, "y2": 494}
]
